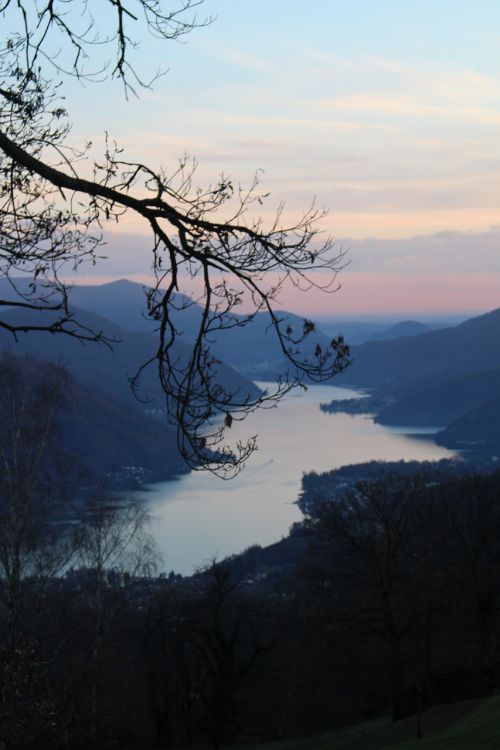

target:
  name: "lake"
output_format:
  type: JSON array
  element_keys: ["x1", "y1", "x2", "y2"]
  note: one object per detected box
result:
[{"x1": 135, "y1": 383, "x2": 456, "y2": 574}]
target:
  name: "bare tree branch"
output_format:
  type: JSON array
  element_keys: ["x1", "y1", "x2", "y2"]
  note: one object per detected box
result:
[{"x1": 0, "y1": 1, "x2": 350, "y2": 476}]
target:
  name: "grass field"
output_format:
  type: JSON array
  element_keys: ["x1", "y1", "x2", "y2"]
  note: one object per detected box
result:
[{"x1": 236, "y1": 694, "x2": 500, "y2": 750}]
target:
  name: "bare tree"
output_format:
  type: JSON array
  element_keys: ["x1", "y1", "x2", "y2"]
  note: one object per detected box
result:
[
  {"x1": 0, "y1": 1, "x2": 350, "y2": 475},
  {"x1": 0, "y1": 351, "x2": 76, "y2": 634},
  {"x1": 304, "y1": 475, "x2": 431, "y2": 722},
  {"x1": 0, "y1": 352, "x2": 77, "y2": 748},
  {"x1": 179, "y1": 560, "x2": 268, "y2": 748},
  {"x1": 74, "y1": 494, "x2": 158, "y2": 744}
]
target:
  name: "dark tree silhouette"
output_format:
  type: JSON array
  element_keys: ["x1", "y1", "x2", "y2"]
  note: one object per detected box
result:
[
  {"x1": 0, "y1": 352, "x2": 74, "y2": 634},
  {"x1": 182, "y1": 560, "x2": 268, "y2": 748},
  {"x1": 0, "y1": 1, "x2": 349, "y2": 475},
  {"x1": 0, "y1": 352, "x2": 76, "y2": 748},
  {"x1": 304, "y1": 475, "x2": 432, "y2": 722}
]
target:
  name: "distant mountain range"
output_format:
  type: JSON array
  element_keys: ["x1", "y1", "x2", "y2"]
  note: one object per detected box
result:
[
  {"x1": 337, "y1": 307, "x2": 500, "y2": 389},
  {"x1": 0, "y1": 303, "x2": 260, "y2": 408},
  {"x1": 0, "y1": 278, "x2": 338, "y2": 381},
  {"x1": 329, "y1": 306, "x2": 500, "y2": 458},
  {"x1": 3, "y1": 276, "x2": 497, "y2": 468},
  {"x1": 0, "y1": 277, "x2": 449, "y2": 381},
  {"x1": 313, "y1": 315, "x2": 453, "y2": 345},
  {"x1": 67, "y1": 279, "x2": 336, "y2": 380},
  {"x1": 370, "y1": 320, "x2": 432, "y2": 341}
]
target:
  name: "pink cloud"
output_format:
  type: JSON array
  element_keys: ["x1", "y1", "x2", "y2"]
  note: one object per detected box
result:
[
  {"x1": 276, "y1": 271, "x2": 500, "y2": 316},
  {"x1": 71, "y1": 226, "x2": 500, "y2": 317}
]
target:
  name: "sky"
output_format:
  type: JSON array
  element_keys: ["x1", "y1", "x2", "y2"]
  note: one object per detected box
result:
[{"x1": 64, "y1": 0, "x2": 500, "y2": 316}]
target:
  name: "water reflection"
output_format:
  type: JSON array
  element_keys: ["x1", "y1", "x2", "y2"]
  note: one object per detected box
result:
[{"x1": 136, "y1": 383, "x2": 456, "y2": 574}]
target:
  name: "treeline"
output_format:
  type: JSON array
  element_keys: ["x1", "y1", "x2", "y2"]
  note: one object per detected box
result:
[
  {"x1": 3, "y1": 463, "x2": 500, "y2": 748},
  {"x1": 297, "y1": 468, "x2": 500, "y2": 724}
]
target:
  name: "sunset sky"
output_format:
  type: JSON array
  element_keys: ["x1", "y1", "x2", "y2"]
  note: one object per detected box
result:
[{"x1": 67, "y1": 0, "x2": 500, "y2": 316}]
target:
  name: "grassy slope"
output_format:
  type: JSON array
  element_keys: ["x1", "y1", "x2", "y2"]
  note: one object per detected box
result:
[{"x1": 238, "y1": 695, "x2": 500, "y2": 750}]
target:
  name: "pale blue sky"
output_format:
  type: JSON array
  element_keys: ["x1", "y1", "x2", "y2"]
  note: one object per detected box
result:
[{"x1": 58, "y1": 1, "x2": 500, "y2": 313}]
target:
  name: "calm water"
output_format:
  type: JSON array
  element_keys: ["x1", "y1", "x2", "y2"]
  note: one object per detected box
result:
[{"x1": 136, "y1": 383, "x2": 456, "y2": 574}]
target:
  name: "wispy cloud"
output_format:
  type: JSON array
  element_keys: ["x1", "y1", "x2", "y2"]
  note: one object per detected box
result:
[
  {"x1": 320, "y1": 94, "x2": 500, "y2": 125},
  {"x1": 71, "y1": 226, "x2": 500, "y2": 316},
  {"x1": 68, "y1": 4, "x2": 500, "y2": 244},
  {"x1": 200, "y1": 46, "x2": 277, "y2": 72}
]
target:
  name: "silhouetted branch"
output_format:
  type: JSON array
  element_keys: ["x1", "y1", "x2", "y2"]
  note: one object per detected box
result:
[{"x1": 0, "y1": 1, "x2": 350, "y2": 476}]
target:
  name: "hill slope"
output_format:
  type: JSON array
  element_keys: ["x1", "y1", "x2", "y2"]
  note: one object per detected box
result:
[
  {"x1": 0, "y1": 305, "x2": 260, "y2": 407},
  {"x1": 62, "y1": 376, "x2": 187, "y2": 483},
  {"x1": 235, "y1": 695, "x2": 498, "y2": 750},
  {"x1": 65, "y1": 279, "x2": 335, "y2": 379},
  {"x1": 321, "y1": 309, "x2": 500, "y2": 457},
  {"x1": 0, "y1": 304, "x2": 262, "y2": 481},
  {"x1": 338, "y1": 307, "x2": 500, "y2": 390},
  {"x1": 371, "y1": 320, "x2": 432, "y2": 341},
  {"x1": 375, "y1": 368, "x2": 500, "y2": 427},
  {"x1": 436, "y1": 397, "x2": 500, "y2": 452},
  {"x1": 0, "y1": 352, "x2": 186, "y2": 484}
]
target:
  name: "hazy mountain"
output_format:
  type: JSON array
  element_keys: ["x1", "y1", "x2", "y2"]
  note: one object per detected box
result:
[
  {"x1": 319, "y1": 308, "x2": 500, "y2": 456},
  {"x1": 203, "y1": 309, "x2": 335, "y2": 379},
  {"x1": 436, "y1": 397, "x2": 500, "y2": 453},
  {"x1": 0, "y1": 305, "x2": 260, "y2": 408},
  {"x1": 338, "y1": 307, "x2": 500, "y2": 390},
  {"x1": 61, "y1": 372, "x2": 187, "y2": 483},
  {"x1": 313, "y1": 318, "x2": 391, "y2": 344},
  {"x1": 0, "y1": 277, "x2": 193, "y2": 335},
  {"x1": 370, "y1": 320, "x2": 432, "y2": 341},
  {"x1": 0, "y1": 303, "x2": 262, "y2": 482},
  {"x1": 0, "y1": 351, "x2": 186, "y2": 483},
  {"x1": 314, "y1": 316, "x2": 453, "y2": 345},
  {"x1": 65, "y1": 279, "x2": 335, "y2": 380},
  {"x1": 69, "y1": 279, "x2": 206, "y2": 337},
  {"x1": 375, "y1": 368, "x2": 500, "y2": 427}
]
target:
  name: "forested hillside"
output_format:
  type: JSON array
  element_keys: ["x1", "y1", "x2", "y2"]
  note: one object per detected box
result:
[
  {"x1": 0, "y1": 302, "x2": 262, "y2": 483},
  {"x1": 338, "y1": 307, "x2": 500, "y2": 390}
]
